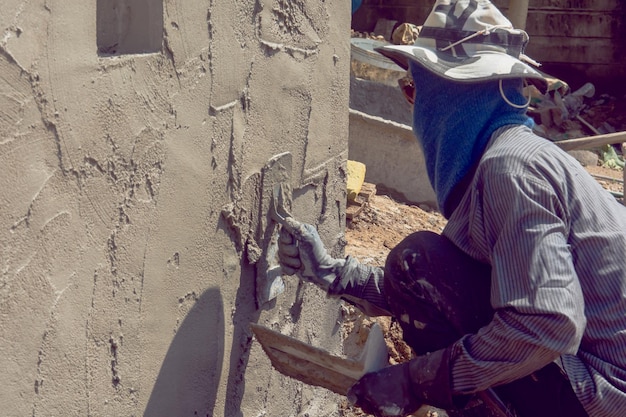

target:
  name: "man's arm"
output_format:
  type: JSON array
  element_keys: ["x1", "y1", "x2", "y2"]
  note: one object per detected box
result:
[
  {"x1": 330, "y1": 256, "x2": 391, "y2": 316},
  {"x1": 278, "y1": 221, "x2": 392, "y2": 316},
  {"x1": 450, "y1": 171, "x2": 585, "y2": 394}
]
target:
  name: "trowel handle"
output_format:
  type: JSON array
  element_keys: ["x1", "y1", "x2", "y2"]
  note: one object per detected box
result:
[
  {"x1": 478, "y1": 389, "x2": 517, "y2": 417},
  {"x1": 270, "y1": 183, "x2": 297, "y2": 234}
]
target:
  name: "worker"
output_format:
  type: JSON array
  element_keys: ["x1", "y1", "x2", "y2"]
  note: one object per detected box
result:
[{"x1": 277, "y1": 1, "x2": 626, "y2": 416}]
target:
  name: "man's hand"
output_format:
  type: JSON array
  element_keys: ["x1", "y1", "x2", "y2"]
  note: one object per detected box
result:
[
  {"x1": 277, "y1": 220, "x2": 345, "y2": 291},
  {"x1": 347, "y1": 362, "x2": 422, "y2": 417},
  {"x1": 348, "y1": 348, "x2": 454, "y2": 417}
]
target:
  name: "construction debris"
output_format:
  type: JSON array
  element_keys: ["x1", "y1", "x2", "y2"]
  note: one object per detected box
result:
[
  {"x1": 347, "y1": 182, "x2": 376, "y2": 221},
  {"x1": 347, "y1": 160, "x2": 367, "y2": 202}
]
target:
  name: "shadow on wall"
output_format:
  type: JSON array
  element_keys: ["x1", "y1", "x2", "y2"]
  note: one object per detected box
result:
[
  {"x1": 221, "y1": 258, "x2": 263, "y2": 417},
  {"x1": 144, "y1": 288, "x2": 225, "y2": 416}
]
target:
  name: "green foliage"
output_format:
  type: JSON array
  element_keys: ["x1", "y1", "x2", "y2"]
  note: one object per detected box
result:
[{"x1": 600, "y1": 144, "x2": 625, "y2": 170}]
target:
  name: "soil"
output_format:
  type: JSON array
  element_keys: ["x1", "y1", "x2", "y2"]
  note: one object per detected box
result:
[{"x1": 337, "y1": 164, "x2": 623, "y2": 417}]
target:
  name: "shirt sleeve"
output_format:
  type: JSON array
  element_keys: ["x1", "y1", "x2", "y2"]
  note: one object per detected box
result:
[
  {"x1": 328, "y1": 256, "x2": 392, "y2": 317},
  {"x1": 450, "y1": 171, "x2": 587, "y2": 394}
]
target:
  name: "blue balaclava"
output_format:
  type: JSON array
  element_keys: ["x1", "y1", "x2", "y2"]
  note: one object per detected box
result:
[{"x1": 409, "y1": 61, "x2": 534, "y2": 218}]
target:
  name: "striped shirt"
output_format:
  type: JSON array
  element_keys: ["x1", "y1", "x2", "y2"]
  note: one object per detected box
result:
[{"x1": 443, "y1": 125, "x2": 626, "y2": 416}]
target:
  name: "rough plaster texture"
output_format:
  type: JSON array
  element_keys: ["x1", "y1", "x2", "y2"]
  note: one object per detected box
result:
[{"x1": 1, "y1": 1, "x2": 351, "y2": 416}]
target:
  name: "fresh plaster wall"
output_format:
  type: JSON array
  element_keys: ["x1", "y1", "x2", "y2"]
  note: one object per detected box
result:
[{"x1": 1, "y1": 1, "x2": 351, "y2": 416}]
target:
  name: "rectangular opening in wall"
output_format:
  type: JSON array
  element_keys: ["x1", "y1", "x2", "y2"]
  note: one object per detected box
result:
[{"x1": 97, "y1": 0, "x2": 163, "y2": 56}]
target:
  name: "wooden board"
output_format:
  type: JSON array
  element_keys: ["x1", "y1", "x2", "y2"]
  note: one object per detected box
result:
[
  {"x1": 250, "y1": 322, "x2": 387, "y2": 396},
  {"x1": 347, "y1": 182, "x2": 376, "y2": 221},
  {"x1": 553, "y1": 131, "x2": 626, "y2": 152}
]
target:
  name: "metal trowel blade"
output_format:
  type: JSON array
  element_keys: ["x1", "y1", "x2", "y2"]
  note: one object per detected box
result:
[{"x1": 256, "y1": 152, "x2": 292, "y2": 308}]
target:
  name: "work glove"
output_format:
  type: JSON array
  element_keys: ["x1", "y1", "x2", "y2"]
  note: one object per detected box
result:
[
  {"x1": 278, "y1": 219, "x2": 392, "y2": 316},
  {"x1": 277, "y1": 219, "x2": 345, "y2": 292},
  {"x1": 347, "y1": 347, "x2": 454, "y2": 417}
]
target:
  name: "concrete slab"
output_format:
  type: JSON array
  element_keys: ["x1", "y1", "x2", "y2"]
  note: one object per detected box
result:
[{"x1": 348, "y1": 109, "x2": 436, "y2": 208}]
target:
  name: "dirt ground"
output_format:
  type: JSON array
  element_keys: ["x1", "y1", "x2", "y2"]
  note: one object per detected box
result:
[{"x1": 337, "y1": 163, "x2": 624, "y2": 417}]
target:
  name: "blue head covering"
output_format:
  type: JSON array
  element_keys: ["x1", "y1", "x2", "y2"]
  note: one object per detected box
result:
[{"x1": 409, "y1": 61, "x2": 534, "y2": 218}]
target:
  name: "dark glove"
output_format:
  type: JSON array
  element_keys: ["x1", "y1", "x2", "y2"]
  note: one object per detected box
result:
[
  {"x1": 277, "y1": 219, "x2": 345, "y2": 291},
  {"x1": 347, "y1": 347, "x2": 454, "y2": 417}
]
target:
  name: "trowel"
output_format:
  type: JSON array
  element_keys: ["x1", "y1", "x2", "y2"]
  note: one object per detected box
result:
[
  {"x1": 250, "y1": 322, "x2": 389, "y2": 396},
  {"x1": 256, "y1": 152, "x2": 293, "y2": 308},
  {"x1": 251, "y1": 322, "x2": 515, "y2": 417}
]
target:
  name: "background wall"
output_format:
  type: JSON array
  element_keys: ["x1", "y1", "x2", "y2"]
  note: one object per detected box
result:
[
  {"x1": 0, "y1": 0, "x2": 351, "y2": 415},
  {"x1": 352, "y1": 0, "x2": 626, "y2": 95}
]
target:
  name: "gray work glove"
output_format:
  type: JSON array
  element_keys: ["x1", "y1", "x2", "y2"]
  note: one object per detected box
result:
[
  {"x1": 278, "y1": 218, "x2": 391, "y2": 316},
  {"x1": 347, "y1": 347, "x2": 454, "y2": 417},
  {"x1": 277, "y1": 219, "x2": 345, "y2": 292}
]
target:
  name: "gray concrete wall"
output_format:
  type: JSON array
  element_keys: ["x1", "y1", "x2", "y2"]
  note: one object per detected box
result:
[
  {"x1": 349, "y1": 109, "x2": 436, "y2": 208},
  {"x1": 349, "y1": 76, "x2": 412, "y2": 126},
  {"x1": 1, "y1": 1, "x2": 351, "y2": 416}
]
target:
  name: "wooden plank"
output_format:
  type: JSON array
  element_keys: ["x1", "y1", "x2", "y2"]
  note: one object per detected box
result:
[
  {"x1": 346, "y1": 202, "x2": 365, "y2": 220},
  {"x1": 527, "y1": 37, "x2": 618, "y2": 64},
  {"x1": 525, "y1": 12, "x2": 621, "y2": 38},
  {"x1": 346, "y1": 182, "x2": 376, "y2": 221},
  {"x1": 250, "y1": 323, "x2": 366, "y2": 396},
  {"x1": 527, "y1": 0, "x2": 621, "y2": 11},
  {"x1": 494, "y1": 0, "x2": 621, "y2": 12},
  {"x1": 359, "y1": 182, "x2": 377, "y2": 201},
  {"x1": 553, "y1": 131, "x2": 626, "y2": 152}
]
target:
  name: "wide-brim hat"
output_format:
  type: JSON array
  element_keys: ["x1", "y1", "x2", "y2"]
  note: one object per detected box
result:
[{"x1": 375, "y1": 0, "x2": 547, "y2": 90}]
